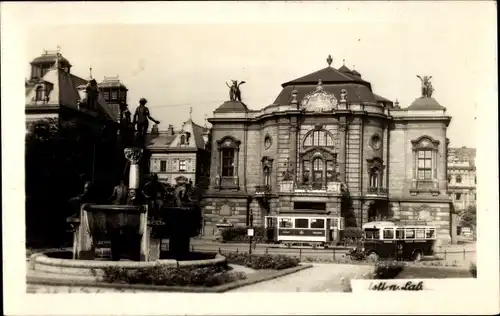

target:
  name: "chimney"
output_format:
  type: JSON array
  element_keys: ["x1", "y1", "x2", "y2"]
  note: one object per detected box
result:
[
  {"x1": 167, "y1": 124, "x2": 175, "y2": 136},
  {"x1": 150, "y1": 124, "x2": 159, "y2": 137}
]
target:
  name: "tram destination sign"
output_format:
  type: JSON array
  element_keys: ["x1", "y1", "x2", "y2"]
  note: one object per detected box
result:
[{"x1": 278, "y1": 229, "x2": 325, "y2": 236}]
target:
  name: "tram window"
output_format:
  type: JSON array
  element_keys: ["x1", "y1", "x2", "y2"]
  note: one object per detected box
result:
[
  {"x1": 279, "y1": 218, "x2": 293, "y2": 228},
  {"x1": 383, "y1": 229, "x2": 394, "y2": 239},
  {"x1": 416, "y1": 229, "x2": 425, "y2": 239},
  {"x1": 295, "y1": 218, "x2": 309, "y2": 229},
  {"x1": 396, "y1": 229, "x2": 405, "y2": 239},
  {"x1": 365, "y1": 229, "x2": 380, "y2": 240},
  {"x1": 310, "y1": 219, "x2": 325, "y2": 229},
  {"x1": 405, "y1": 229, "x2": 415, "y2": 239},
  {"x1": 426, "y1": 229, "x2": 436, "y2": 239}
]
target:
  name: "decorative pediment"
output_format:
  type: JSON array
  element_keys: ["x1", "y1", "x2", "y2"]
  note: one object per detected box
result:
[
  {"x1": 261, "y1": 156, "x2": 274, "y2": 170},
  {"x1": 300, "y1": 80, "x2": 338, "y2": 112},
  {"x1": 366, "y1": 157, "x2": 385, "y2": 172},
  {"x1": 216, "y1": 136, "x2": 241, "y2": 150},
  {"x1": 300, "y1": 147, "x2": 337, "y2": 161},
  {"x1": 411, "y1": 136, "x2": 440, "y2": 150}
]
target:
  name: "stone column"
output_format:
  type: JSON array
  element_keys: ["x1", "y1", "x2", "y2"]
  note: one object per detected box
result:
[
  {"x1": 289, "y1": 119, "x2": 298, "y2": 182},
  {"x1": 338, "y1": 121, "x2": 347, "y2": 182},
  {"x1": 235, "y1": 147, "x2": 240, "y2": 187},
  {"x1": 124, "y1": 147, "x2": 150, "y2": 261},
  {"x1": 411, "y1": 149, "x2": 417, "y2": 189}
]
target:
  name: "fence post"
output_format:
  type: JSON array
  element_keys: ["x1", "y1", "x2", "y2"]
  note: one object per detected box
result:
[
  {"x1": 444, "y1": 250, "x2": 447, "y2": 260},
  {"x1": 463, "y1": 249, "x2": 465, "y2": 260},
  {"x1": 299, "y1": 248, "x2": 302, "y2": 261},
  {"x1": 333, "y1": 248, "x2": 336, "y2": 261}
]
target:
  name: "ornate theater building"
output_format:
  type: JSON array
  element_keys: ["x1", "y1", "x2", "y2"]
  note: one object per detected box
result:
[{"x1": 202, "y1": 56, "x2": 455, "y2": 243}]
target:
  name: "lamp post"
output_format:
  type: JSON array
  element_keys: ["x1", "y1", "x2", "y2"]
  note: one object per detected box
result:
[{"x1": 248, "y1": 209, "x2": 254, "y2": 254}]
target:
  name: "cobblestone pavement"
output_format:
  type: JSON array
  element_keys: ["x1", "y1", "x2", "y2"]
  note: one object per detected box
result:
[{"x1": 230, "y1": 263, "x2": 372, "y2": 292}]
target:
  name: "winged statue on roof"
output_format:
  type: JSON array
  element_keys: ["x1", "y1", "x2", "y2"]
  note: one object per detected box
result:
[
  {"x1": 226, "y1": 80, "x2": 246, "y2": 102},
  {"x1": 417, "y1": 75, "x2": 434, "y2": 98}
]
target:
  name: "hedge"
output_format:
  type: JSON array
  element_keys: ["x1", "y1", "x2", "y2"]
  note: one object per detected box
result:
[
  {"x1": 100, "y1": 265, "x2": 246, "y2": 287},
  {"x1": 221, "y1": 226, "x2": 266, "y2": 243},
  {"x1": 224, "y1": 253, "x2": 300, "y2": 270}
]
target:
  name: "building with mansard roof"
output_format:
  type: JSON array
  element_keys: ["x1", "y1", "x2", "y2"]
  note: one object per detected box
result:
[
  {"x1": 202, "y1": 55, "x2": 456, "y2": 244},
  {"x1": 147, "y1": 116, "x2": 211, "y2": 188}
]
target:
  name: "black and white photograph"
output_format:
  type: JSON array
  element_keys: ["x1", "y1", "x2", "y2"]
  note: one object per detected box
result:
[{"x1": 2, "y1": 1, "x2": 498, "y2": 315}]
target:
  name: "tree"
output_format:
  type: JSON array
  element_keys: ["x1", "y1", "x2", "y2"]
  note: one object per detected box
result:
[{"x1": 459, "y1": 205, "x2": 477, "y2": 240}]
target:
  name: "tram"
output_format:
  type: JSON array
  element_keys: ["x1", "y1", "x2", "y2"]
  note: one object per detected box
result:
[
  {"x1": 357, "y1": 221, "x2": 437, "y2": 261},
  {"x1": 264, "y1": 215, "x2": 345, "y2": 247}
]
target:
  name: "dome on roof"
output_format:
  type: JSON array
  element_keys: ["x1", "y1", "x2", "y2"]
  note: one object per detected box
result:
[
  {"x1": 351, "y1": 69, "x2": 361, "y2": 77},
  {"x1": 407, "y1": 97, "x2": 446, "y2": 111},
  {"x1": 31, "y1": 51, "x2": 72, "y2": 67},
  {"x1": 338, "y1": 64, "x2": 353, "y2": 74},
  {"x1": 214, "y1": 101, "x2": 249, "y2": 114}
]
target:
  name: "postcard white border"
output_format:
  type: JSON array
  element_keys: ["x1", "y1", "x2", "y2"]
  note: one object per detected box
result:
[{"x1": 2, "y1": 2, "x2": 498, "y2": 315}]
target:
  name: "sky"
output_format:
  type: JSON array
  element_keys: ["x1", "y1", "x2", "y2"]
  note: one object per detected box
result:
[{"x1": 18, "y1": 2, "x2": 497, "y2": 148}]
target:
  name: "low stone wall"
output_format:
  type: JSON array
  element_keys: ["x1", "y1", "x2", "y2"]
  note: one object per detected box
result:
[{"x1": 29, "y1": 252, "x2": 227, "y2": 277}]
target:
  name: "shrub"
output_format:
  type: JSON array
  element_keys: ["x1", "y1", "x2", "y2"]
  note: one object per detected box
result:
[
  {"x1": 100, "y1": 265, "x2": 246, "y2": 287},
  {"x1": 343, "y1": 227, "x2": 364, "y2": 239},
  {"x1": 224, "y1": 252, "x2": 300, "y2": 270},
  {"x1": 221, "y1": 226, "x2": 266, "y2": 243},
  {"x1": 373, "y1": 261, "x2": 405, "y2": 279},
  {"x1": 469, "y1": 262, "x2": 477, "y2": 278},
  {"x1": 348, "y1": 248, "x2": 367, "y2": 261}
]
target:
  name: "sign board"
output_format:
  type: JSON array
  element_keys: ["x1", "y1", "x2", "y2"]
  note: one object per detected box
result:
[{"x1": 247, "y1": 228, "x2": 254, "y2": 237}]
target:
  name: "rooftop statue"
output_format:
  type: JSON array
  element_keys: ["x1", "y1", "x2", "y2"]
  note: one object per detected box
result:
[
  {"x1": 226, "y1": 80, "x2": 246, "y2": 102},
  {"x1": 417, "y1": 75, "x2": 434, "y2": 98},
  {"x1": 133, "y1": 98, "x2": 160, "y2": 140}
]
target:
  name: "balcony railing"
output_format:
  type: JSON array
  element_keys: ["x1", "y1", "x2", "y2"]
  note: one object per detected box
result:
[
  {"x1": 254, "y1": 185, "x2": 272, "y2": 195},
  {"x1": 366, "y1": 187, "x2": 388, "y2": 196}
]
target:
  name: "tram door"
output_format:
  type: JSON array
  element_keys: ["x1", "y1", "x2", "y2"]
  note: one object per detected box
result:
[{"x1": 265, "y1": 216, "x2": 278, "y2": 242}]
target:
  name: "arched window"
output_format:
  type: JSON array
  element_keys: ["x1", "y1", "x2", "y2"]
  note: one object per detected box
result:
[
  {"x1": 263, "y1": 166, "x2": 271, "y2": 186},
  {"x1": 302, "y1": 160, "x2": 311, "y2": 184},
  {"x1": 367, "y1": 157, "x2": 385, "y2": 191},
  {"x1": 303, "y1": 129, "x2": 334, "y2": 148},
  {"x1": 369, "y1": 168, "x2": 380, "y2": 188},
  {"x1": 35, "y1": 86, "x2": 44, "y2": 101},
  {"x1": 180, "y1": 135, "x2": 186, "y2": 145}
]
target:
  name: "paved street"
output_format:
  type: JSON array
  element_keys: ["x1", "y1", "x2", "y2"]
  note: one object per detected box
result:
[{"x1": 230, "y1": 263, "x2": 372, "y2": 292}]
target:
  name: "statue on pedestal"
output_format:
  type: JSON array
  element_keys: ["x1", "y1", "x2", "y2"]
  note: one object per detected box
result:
[
  {"x1": 133, "y1": 98, "x2": 160, "y2": 141},
  {"x1": 109, "y1": 180, "x2": 128, "y2": 205},
  {"x1": 226, "y1": 80, "x2": 246, "y2": 102}
]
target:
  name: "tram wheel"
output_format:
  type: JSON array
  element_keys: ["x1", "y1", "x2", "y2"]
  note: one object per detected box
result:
[{"x1": 368, "y1": 252, "x2": 379, "y2": 262}]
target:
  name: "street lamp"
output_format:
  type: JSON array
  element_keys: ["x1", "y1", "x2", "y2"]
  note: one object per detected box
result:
[{"x1": 248, "y1": 209, "x2": 254, "y2": 254}]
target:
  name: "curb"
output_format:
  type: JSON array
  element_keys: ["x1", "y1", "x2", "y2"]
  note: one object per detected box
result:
[{"x1": 26, "y1": 264, "x2": 313, "y2": 293}]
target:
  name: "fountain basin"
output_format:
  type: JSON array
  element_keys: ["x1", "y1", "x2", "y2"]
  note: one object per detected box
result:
[{"x1": 29, "y1": 251, "x2": 227, "y2": 277}]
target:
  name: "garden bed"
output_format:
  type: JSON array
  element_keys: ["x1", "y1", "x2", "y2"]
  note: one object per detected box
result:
[{"x1": 223, "y1": 252, "x2": 300, "y2": 270}]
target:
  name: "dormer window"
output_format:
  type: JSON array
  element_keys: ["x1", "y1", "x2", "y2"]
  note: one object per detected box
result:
[
  {"x1": 35, "y1": 86, "x2": 44, "y2": 101},
  {"x1": 180, "y1": 135, "x2": 186, "y2": 145}
]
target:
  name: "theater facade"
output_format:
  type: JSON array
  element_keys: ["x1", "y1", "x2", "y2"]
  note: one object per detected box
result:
[{"x1": 202, "y1": 56, "x2": 455, "y2": 243}]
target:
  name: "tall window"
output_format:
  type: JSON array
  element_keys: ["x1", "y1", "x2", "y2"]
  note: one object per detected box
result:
[
  {"x1": 179, "y1": 160, "x2": 187, "y2": 172},
  {"x1": 456, "y1": 193, "x2": 462, "y2": 200},
  {"x1": 447, "y1": 175, "x2": 452, "y2": 183},
  {"x1": 417, "y1": 150, "x2": 433, "y2": 180},
  {"x1": 103, "y1": 91, "x2": 110, "y2": 101},
  {"x1": 111, "y1": 90, "x2": 118, "y2": 100},
  {"x1": 302, "y1": 161, "x2": 311, "y2": 183},
  {"x1": 35, "y1": 86, "x2": 44, "y2": 101},
  {"x1": 263, "y1": 167, "x2": 271, "y2": 186},
  {"x1": 160, "y1": 160, "x2": 167, "y2": 172},
  {"x1": 456, "y1": 175, "x2": 462, "y2": 183},
  {"x1": 326, "y1": 160, "x2": 336, "y2": 182},
  {"x1": 312, "y1": 157, "x2": 323, "y2": 187},
  {"x1": 221, "y1": 148, "x2": 235, "y2": 177},
  {"x1": 369, "y1": 168, "x2": 380, "y2": 188},
  {"x1": 180, "y1": 135, "x2": 186, "y2": 145}
]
